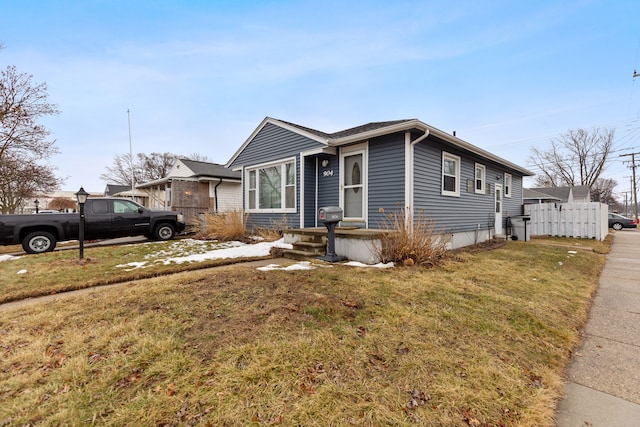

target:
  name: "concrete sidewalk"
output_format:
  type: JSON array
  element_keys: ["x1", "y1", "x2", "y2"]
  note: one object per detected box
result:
[{"x1": 555, "y1": 230, "x2": 640, "y2": 426}]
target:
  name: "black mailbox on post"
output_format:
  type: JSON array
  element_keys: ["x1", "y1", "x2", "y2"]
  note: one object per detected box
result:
[{"x1": 317, "y1": 206, "x2": 347, "y2": 262}]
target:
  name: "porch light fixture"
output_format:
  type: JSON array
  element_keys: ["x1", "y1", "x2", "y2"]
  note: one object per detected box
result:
[
  {"x1": 321, "y1": 159, "x2": 329, "y2": 167},
  {"x1": 34, "y1": 199, "x2": 39, "y2": 213},
  {"x1": 75, "y1": 186, "x2": 89, "y2": 260}
]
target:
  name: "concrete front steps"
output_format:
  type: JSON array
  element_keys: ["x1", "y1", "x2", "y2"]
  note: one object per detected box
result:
[{"x1": 283, "y1": 234, "x2": 327, "y2": 260}]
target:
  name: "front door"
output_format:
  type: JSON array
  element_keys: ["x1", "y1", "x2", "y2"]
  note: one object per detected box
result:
[
  {"x1": 340, "y1": 145, "x2": 366, "y2": 222},
  {"x1": 494, "y1": 184, "x2": 503, "y2": 235}
]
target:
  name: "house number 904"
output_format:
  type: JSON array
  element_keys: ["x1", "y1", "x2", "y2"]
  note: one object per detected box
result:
[{"x1": 323, "y1": 170, "x2": 334, "y2": 177}]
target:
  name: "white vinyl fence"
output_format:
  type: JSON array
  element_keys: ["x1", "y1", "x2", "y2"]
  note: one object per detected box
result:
[{"x1": 524, "y1": 202, "x2": 609, "y2": 241}]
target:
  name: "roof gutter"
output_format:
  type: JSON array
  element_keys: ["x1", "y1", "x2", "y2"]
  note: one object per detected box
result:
[
  {"x1": 411, "y1": 125, "x2": 430, "y2": 145},
  {"x1": 426, "y1": 126, "x2": 535, "y2": 176}
]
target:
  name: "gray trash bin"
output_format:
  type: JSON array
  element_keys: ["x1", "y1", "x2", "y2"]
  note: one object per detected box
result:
[{"x1": 510, "y1": 215, "x2": 531, "y2": 241}]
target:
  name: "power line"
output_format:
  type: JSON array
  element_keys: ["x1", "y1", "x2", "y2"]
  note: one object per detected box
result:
[{"x1": 620, "y1": 151, "x2": 640, "y2": 220}]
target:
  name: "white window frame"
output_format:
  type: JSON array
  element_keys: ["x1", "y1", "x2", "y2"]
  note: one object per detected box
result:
[
  {"x1": 245, "y1": 157, "x2": 297, "y2": 213},
  {"x1": 442, "y1": 152, "x2": 460, "y2": 197},
  {"x1": 504, "y1": 173, "x2": 512, "y2": 198},
  {"x1": 475, "y1": 163, "x2": 486, "y2": 194}
]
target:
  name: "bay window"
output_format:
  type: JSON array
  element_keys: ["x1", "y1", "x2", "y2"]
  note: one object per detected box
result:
[{"x1": 246, "y1": 159, "x2": 296, "y2": 212}]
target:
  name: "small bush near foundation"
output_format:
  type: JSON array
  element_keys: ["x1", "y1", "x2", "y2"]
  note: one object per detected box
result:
[
  {"x1": 254, "y1": 215, "x2": 290, "y2": 242},
  {"x1": 194, "y1": 210, "x2": 249, "y2": 242},
  {"x1": 375, "y1": 209, "x2": 447, "y2": 266}
]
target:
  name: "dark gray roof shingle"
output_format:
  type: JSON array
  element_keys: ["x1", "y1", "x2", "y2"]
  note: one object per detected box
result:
[{"x1": 179, "y1": 159, "x2": 241, "y2": 180}]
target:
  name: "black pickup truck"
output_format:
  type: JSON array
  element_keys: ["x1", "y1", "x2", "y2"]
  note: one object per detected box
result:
[{"x1": 0, "y1": 198, "x2": 186, "y2": 254}]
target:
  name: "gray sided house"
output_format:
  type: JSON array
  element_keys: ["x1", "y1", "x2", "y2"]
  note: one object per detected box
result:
[{"x1": 227, "y1": 117, "x2": 533, "y2": 249}]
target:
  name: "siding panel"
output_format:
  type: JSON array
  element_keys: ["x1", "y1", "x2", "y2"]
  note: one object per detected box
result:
[
  {"x1": 368, "y1": 133, "x2": 405, "y2": 227},
  {"x1": 414, "y1": 139, "x2": 525, "y2": 234},
  {"x1": 228, "y1": 123, "x2": 326, "y2": 231}
]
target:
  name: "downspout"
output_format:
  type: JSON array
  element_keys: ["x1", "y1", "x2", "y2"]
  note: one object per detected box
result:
[
  {"x1": 406, "y1": 128, "x2": 430, "y2": 230},
  {"x1": 315, "y1": 157, "x2": 319, "y2": 227},
  {"x1": 213, "y1": 179, "x2": 222, "y2": 214}
]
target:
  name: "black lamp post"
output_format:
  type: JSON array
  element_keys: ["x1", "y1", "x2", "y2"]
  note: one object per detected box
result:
[
  {"x1": 75, "y1": 186, "x2": 89, "y2": 260},
  {"x1": 34, "y1": 199, "x2": 39, "y2": 214}
]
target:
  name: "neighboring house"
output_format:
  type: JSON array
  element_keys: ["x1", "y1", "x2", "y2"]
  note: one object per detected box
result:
[
  {"x1": 22, "y1": 190, "x2": 101, "y2": 214},
  {"x1": 103, "y1": 184, "x2": 148, "y2": 206},
  {"x1": 104, "y1": 184, "x2": 132, "y2": 197},
  {"x1": 227, "y1": 117, "x2": 534, "y2": 249},
  {"x1": 525, "y1": 186, "x2": 591, "y2": 204},
  {"x1": 135, "y1": 158, "x2": 241, "y2": 224},
  {"x1": 522, "y1": 188, "x2": 562, "y2": 205}
]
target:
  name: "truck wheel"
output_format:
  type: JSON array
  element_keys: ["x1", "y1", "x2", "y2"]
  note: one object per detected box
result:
[
  {"x1": 153, "y1": 223, "x2": 175, "y2": 241},
  {"x1": 22, "y1": 231, "x2": 57, "y2": 254}
]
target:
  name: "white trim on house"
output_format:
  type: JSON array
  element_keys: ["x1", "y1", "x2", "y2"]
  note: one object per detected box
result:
[
  {"x1": 339, "y1": 142, "x2": 368, "y2": 225},
  {"x1": 504, "y1": 173, "x2": 512, "y2": 198},
  {"x1": 475, "y1": 163, "x2": 486, "y2": 194},
  {"x1": 404, "y1": 132, "x2": 413, "y2": 225},
  {"x1": 227, "y1": 117, "x2": 534, "y2": 177},
  {"x1": 299, "y1": 153, "x2": 305, "y2": 228},
  {"x1": 245, "y1": 156, "x2": 297, "y2": 214},
  {"x1": 442, "y1": 152, "x2": 461, "y2": 197}
]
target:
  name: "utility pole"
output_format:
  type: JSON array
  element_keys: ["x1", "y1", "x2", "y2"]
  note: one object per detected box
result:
[
  {"x1": 620, "y1": 153, "x2": 640, "y2": 220},
  {"x1": 620, "y1": 190, "x2": 631, "y2": 216},
  {"x1": 127, "y1": 109, "x2": 134, "y2": 199}
]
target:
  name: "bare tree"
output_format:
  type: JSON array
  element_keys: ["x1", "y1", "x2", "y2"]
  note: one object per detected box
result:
[
  {"x1": 48, "y1": 196, "x2": 76, "y2": 212},
  {"x1": 101, "y1": 152, "x2": 179, "y2": 186},
  {"x1": 0, "y1": 65, "x2": 60, "y2": 162},
  {"x1": 0, "y1": 152, "x2": 61, "y2": 213},
  {"x1": 139, "y1": 152, "x2": 177, "y2": 181},
  {"x1": 186, "y1": 152, "x2": 210, "y2": 162},
  {"x1": 101, "y1": 152, "x2": 212, "y2": 185},
  {"x1": 529, "y1": 128, "x2": 614, "y2": 188},
  {"x1": 100, "y1": 153, "x2": 140, "y2": 186},
  {"x1": 0, "y1": 43, "x2": 62, "y2": 212},
  {"x1": 590, "y1": 177, "x2": 618, "y2": 203}
]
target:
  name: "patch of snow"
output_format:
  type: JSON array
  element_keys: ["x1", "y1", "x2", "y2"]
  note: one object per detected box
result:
[
  {"x1": 344, "y1": 261, "x2": 395, "y2": 269},
  {"x1": 257, "y1": 261, "x2": 317, "y2": 271},
  {"x1": 16, "y1": 269, "x2": 28, "y2": 275},
  {"x1": 163, "y1": 239, "x2": 292, "y2": 265},
  {"x1": 0, "y1": 255, "x2": 21, "y2": 262},
  {"x1": 115, "y1": 261, "x2": 148, "y2": 271}
]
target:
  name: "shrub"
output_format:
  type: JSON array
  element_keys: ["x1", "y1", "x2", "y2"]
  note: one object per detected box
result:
[
  {"x1": 194, "y1": 210, "x2": 249, "y2": 242},
  {"x1": 375, "y1": 209, "x2": 447, "y2": 266},
  {"x1": 254, "y1": 215, "x2": 290, "y2": 242}
]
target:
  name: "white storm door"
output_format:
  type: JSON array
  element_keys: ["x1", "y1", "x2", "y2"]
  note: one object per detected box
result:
[
  {"x1": 341, "y1": 148, "x2": 366, "y2": 221},
  {"x1": 495, "y1": 184, "x2": 503, "y2": 235}
]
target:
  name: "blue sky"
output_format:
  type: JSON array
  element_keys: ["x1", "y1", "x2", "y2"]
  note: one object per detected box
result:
[{"x1": 2, "y1": 0, "x2": 639, "y2": 196}]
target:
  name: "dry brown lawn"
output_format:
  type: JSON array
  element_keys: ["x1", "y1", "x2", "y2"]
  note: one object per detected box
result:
[{"x1": 0, "y1": 237, "x2": 608, "y2": 426}]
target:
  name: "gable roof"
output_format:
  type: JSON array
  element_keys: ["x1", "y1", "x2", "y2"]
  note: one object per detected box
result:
[
  {"x1": 523, "y1": 188, "x2": 562, "y2": 203},
  {"x1": 177, "y1": 159, "x2": 241, "y2": 180},
  {"x1": 136, "y1": 159, "x2": 240, "y2": 189},
  {"x1": 104, "y1": 184, "x2": 131, "y2": 196},
  {"x1": 226, "y1": 117, "x2": 534, "y2": 176},
  {"x1": 528, "y1": 186, "x2": 591, "y2": 203},
  {"x1": 277, "y1": 119, "x2": 415, "y2": 140}
]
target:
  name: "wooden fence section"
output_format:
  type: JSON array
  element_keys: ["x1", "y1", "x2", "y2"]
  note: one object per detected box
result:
[{"x1": 524, "y1": 202, "x2": 609, "y2": 241}]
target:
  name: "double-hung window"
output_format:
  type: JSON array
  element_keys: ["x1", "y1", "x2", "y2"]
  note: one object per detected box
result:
[
  {"x1": 504, "y1": 173, "x2": 512, "y2": 197},
  {"x1": 475, "y1": 163, "x2": 486, "y2": 194},
  {"x1": 247, "y1": 159, "x2": 296, "y2": 212},
  {"x1": 442, "y1": 152, "x2": 460, "y2": 196}
]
